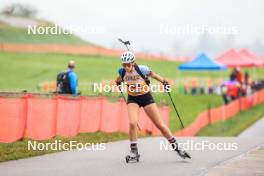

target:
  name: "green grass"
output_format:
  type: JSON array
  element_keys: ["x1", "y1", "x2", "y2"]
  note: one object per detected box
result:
[
  {"x1": 0, "y1": 52, "x2": 226, "y2": 132},
  {"x1": 197, "y1": 103, "x2": 264, "y2": 136},
  {"x1": 1, "y1": 52, "x2": 264, "y2": 91},
  {"x1": 0, "y1": 51, "x2": 263, "y2": 143},
  {"x1": 0, "y1": 132, "x2": 142, "y2": 162},
  {"x1": 0, "y1": 25, "x2": 90, "y2": 45},
  {"x1": 0, "y1": 52, "x2": 263, "y2": 132},
  {"x1": 154, "y1": 92, "x2": 222, "y2": 131},
  {"x1": 1, "y1": 18, "x2": 264, "y2": 163}
]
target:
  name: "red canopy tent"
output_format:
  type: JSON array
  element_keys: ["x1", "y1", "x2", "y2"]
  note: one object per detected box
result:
[
  {"x1": 239, "y1": 49, "x2": 264, "y2": 67},
  {"x1": 215, "y1": 49, "x2": 254, "y2": 67}
]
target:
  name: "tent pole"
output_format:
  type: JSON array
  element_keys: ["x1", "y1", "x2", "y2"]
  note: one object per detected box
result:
[{"x1": 254, "y1": 67, "x2": 257, "y2": 80}]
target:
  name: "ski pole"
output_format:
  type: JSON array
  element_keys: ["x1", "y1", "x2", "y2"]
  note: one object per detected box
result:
[
  {"x1": 118, "y1": 85, "x2": 127, "y2": 102},
  {"x1": 167, "y1": 91, "x2": 185, "y2": 129},
  {"x1": 118, "y1": 38, "x2": 130, "y2": 51}
]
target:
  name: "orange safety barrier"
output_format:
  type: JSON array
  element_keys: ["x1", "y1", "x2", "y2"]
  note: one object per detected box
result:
[
  {"x1": 100, "y1": 99, "x2": 122, "y2": 133},
  {"x1": 79, "y1": 97, "x2": 102, "y2": 133},
  {"x1": 175, "y1": 89, "x2": 264, "y2": 136},
  {"x1": 209, "y1": 106, "x2": 223, "y2": 123},
  {"x1": 240, "y1": 96, "x2": 253, "y2": 111},
  {"x1": 0, "y1": 95, "x2": 170, "y2": 143},
  {"x1": 0, "y1": 97, "x2": 27, "y2": 143},
  {"x1": 25, "y1": 97, "x2": 57, "y2": 140},
  {"x1": 225, "y1": 99, "x2": 240, "y2": 119},
  {"x1": 1, "y1": 89, "x2": 264, "y2": 142},
  {"x1": 56, "y1": 97, "x2": 82, "y2": 137}
]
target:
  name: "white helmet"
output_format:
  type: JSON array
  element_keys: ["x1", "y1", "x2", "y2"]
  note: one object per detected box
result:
[{"x1": 120, "y1": 51, "x2": 135, "y2": 63}]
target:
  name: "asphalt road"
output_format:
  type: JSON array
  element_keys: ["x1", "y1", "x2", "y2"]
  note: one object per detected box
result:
[
  {"x1": 239, "y1": 117, "x2": 264, "y2": 138},
  {"x1": 206, "y1": 145, "x2": 264, "y2": 176},
  {"x1": 0, "y1": 137, "x2": 264, "y2": 176}
]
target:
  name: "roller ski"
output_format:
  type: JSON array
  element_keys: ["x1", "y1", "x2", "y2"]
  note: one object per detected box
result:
[
  {"x1": 125, "y1": 150, "x2": 140, "y2": 163},
  {"x1": 176, "y1": 148, "x2": 191, "y2": 159},
  {"x1": 171, "y1": 142, "x2": 191, "y2": 159}
]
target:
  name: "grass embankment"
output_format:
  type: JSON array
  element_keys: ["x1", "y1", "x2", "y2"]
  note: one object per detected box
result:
[
  {"x1": 0, "y1": 52, "x2": 263, "y2": 162},
  {"x1": 0, "y1": 52, "x2": 226, "y2": 131},
  {"x1": 1, "y1": 17, "x2": 263, "y2": 162},
  {"x1": 0, "y1": 24, "x2": 90, "y2": 45},
  {"x1": 197, "y1": 103, "x2": 264, "y2": 136}
]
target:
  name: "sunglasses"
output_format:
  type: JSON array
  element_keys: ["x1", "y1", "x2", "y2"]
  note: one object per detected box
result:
[{"x1": 122, "y1": 63, "x2": 133, "y2": 68}]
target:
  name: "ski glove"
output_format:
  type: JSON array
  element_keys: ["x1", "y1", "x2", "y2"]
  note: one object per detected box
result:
[
  {"x1": 162, "y1": 80, "x2": 170, "y2": 92},
  {"x1": 116, "y1": 80, "x2": 122, "y2": 86}
]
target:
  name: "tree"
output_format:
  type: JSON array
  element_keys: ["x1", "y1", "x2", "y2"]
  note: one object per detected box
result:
[{"x1": 0, "y1": 3, "x2": 37, "y2": 17}]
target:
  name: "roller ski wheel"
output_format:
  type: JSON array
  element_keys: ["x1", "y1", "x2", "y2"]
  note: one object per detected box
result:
[{"x1": 125, "y1": 152, "x2": 140, "y2": 163}]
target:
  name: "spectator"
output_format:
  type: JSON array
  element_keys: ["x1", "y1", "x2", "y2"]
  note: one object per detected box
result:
[
  {"x1": 56, "y1": 60, "x2": 78, "y2": 96},
  {"x1": 221, "y1": 73, "x2": 239, "y2": 104},
  {"x1": 234, "y1": 67, "x2": 243, "y2": 84},
  {"x1": 243, "y1": 71, "x2": 252, "y2": 96}
]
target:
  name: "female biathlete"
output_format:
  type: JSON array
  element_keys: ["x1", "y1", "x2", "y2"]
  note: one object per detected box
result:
[{"x1": 115, "y1": 51, "x2": 191, "y2": 162}]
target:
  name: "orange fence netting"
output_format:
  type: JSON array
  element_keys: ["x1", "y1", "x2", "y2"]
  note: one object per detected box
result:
[
  {"x1": 0, "y1": 43, "x2": 185, "y2": 61},
  {"x1": 1, "y1": 89, "x2": 263, "y2": 142},
  {"x1": 175, "y1": 89, "x2": 264, "y2": 136},
  {"x1": 0, "y1": 95, "x2": 170, "y2": 143}
]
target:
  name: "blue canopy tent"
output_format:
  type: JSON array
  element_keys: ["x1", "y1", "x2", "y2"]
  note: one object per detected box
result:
[
  {"x1": 176, "y1": 53, "x2": 226, "y2": 95},
  {"x1": 178, "y1": 53, "x2": 226, "y2": 71}
]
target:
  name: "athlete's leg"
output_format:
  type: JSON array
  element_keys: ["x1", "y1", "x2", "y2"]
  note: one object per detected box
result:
[
  {"x1": 143, "y1": 103, "x2": 173, "y2": 139},
  {"x1": 127, "y1": 103, "x2": 140, "y2": 154},
  {"x1": 144, "y1": 103, "x2": 191, "y2": 159}
]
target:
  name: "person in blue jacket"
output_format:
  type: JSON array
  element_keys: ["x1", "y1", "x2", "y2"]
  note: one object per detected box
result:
[{"x1": 66, "y1": 60, "x2": 78, "y2": 95}]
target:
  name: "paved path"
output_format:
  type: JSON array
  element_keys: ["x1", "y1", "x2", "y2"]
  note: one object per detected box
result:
[
  {"x1": 206, "y1": 146, "x2": 264, "y2": 176},
  {"x1": 239, "y1": 117, "x2": 264, "y2": 138},
  {"x1": 0, "y1": 137, "x2": 264, "y2": 176}
]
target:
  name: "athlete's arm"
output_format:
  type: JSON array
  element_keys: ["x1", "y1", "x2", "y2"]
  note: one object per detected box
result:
[
  {"x1": 115, "y1": 76, "x2": 122, "y2": 85},
  {"x1": 149, "y1": 71, "x2": 165, "y2": 83},
  {"x1": 149, "y1": 71, "x2": 170, "y2": 91},
  {"x1": 116, "y1": 67, "x2": 124, "y2": 85}
]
